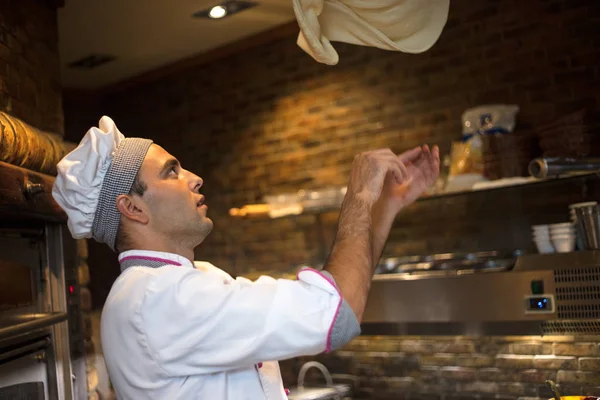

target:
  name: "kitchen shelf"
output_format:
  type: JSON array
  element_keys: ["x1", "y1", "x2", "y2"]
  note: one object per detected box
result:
[
  {"x1": 418, "y1": 172, "x2": 597, "y2": 202},
  {"x1": 232, "y1": 172, "x2": 599, "y2": 220}
]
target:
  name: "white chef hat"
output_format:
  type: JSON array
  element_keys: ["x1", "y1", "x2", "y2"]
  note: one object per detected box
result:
[
  {"x1": 52, "y1": 116, "x2": 153, "y2": 252},
  {"x1": 293, "y1": 0, "x2": 450, "y2": 65}
]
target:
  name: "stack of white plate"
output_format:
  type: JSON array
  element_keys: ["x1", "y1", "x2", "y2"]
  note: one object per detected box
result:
[
  {"x1": 532, "y1": 225, "x2": 554, "y2": 254},
  {"x1": 548, "y1": 222, "x2": 576, "y2": 253}
]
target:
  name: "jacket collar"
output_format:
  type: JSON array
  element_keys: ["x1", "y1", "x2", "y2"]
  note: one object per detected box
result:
[{"x1": 118, "y1": 249, "x2": 195, "y2": 273}]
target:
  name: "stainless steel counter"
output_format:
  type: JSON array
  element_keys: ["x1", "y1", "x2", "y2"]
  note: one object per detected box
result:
[{"x1": 361, "y1": 251, "x2": 600, "y2": 336}]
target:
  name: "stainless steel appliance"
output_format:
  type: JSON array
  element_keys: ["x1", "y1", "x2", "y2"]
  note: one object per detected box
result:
[
  {"x1": 0, "y1": 161, "x2": 86, "y2": 399},
  {"x1": 363, "y1": 250, "x2": 600, "y2": 336}
]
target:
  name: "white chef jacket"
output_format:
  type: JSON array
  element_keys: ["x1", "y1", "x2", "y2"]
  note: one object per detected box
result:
[{"x1": 100, "y1": 249, "x2": 361, "y2": 400}]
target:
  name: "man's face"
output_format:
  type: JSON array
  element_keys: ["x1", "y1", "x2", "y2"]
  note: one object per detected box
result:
[{"x1": 136, "y1": 144, "x2": 213, "y2": 246}]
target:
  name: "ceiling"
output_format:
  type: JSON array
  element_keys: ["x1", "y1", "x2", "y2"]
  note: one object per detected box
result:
[{"x1": 58, "y1": 0, "x2": 296, "y2": 90}]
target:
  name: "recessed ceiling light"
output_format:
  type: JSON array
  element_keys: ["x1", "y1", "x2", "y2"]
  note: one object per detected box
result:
[
  {"x1": 209, "y1": 5, "x2": 227, "y2": 19},
  {"x1": 193, "y1": 1, "x2": 258, "y2": 20}
]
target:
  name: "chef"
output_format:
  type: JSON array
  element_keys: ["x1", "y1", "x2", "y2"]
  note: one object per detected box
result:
[{"x1": 52, "y1": 116, "x2": 439, "y2": 399}]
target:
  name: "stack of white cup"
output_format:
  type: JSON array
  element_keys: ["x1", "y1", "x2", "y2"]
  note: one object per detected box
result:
[
  {"x1": 548, "y1": 222, "x2": 576, "y2": 252},
  {"x1": 532, "y1": 223, "x2": 577, "y2": 253},
  {"x1": 532, "y1": 225, "x2": 554, "y2": 254}
]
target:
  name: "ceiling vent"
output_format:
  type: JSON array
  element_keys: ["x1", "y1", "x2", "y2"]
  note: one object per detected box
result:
[{"x1": 68, "y1": 54, "x2": 116, "y2": 70}]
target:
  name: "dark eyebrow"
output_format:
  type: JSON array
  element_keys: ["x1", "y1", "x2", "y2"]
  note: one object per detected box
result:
[{"x1": 160, "y1": 158, "x2": 180, "y2": 177}]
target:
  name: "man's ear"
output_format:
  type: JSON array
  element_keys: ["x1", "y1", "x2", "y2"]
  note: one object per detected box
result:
[{"x1": 116, "y1": 194, "x2": 149, "y2": 224}]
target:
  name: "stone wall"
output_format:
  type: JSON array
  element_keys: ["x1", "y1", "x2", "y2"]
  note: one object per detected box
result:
[{"x1": 280, "y1": 336, "x2": 600, "y2": 399}]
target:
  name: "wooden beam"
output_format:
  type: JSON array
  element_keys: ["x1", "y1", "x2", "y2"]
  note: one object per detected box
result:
[
  {"x1": 0, "y1": 161, "x2": 67, "y2": 222},
  {"x1": 95, "y1": 20, "x2": 299, "y2": 96}
]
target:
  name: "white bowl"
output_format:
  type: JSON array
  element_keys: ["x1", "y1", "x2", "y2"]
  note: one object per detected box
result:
[{"x1": 551, "y1": 236, "x2": 576, "y2": 253}]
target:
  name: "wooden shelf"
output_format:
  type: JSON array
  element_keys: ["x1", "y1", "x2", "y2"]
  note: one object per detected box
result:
[{"x1": 229, "y1": 173, "x2": 599, "y2": 220}]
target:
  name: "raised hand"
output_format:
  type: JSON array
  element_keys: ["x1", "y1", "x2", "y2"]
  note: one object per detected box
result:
[
  {"x1": 345, "y1": 148, "x2": 412, "y2": 206},
  {"x1": 378, "y1": 145, "x2": 440, "y2": 214}
]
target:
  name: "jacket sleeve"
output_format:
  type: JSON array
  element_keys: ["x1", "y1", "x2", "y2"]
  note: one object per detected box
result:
[{"x1": 140, "y1": 266, "x2": 361, "y2": 376}]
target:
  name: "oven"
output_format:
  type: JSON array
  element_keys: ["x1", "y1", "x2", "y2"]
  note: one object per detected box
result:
[{"x1": 0, "y1": 160, "x2": 86, "y2": 399}]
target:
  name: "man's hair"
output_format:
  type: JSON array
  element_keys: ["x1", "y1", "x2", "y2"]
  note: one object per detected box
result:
[{"x1": 114, "y1": 174, "x2": 147, "y2": 253}]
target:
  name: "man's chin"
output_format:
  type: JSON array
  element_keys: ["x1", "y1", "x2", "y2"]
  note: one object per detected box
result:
[
  {"x1": 204, "y1": 219, "x2": 214, "y2": 235},
  {"x1": 196, "y1": 218, "x2": 214, "y2": 240}
]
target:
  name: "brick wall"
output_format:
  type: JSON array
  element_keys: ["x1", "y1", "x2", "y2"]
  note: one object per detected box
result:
[
  {"x1": 0, "y1": 1, "x2": 99, "y2": 398},
  {"x1": 0, "y1": 0, "x2": 63, "y2": 134},
  {"x1": 280, "y1": 336, "x2": 600, "y2": 399},
  {"x1": 77, "y1": 0, "x2": 600, "y2": 275},
  {"x1": 62, "y1": 0, "x2": 600, "y2": 398}
]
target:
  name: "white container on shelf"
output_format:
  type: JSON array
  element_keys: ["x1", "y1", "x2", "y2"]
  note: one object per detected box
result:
[
  {"x1": 297, "y1": 186, "x2": 346, "y2": 211},
  {"x1": 551, "y1": 234, "x2": 576, "y2": 253},
  {"x1": 531, "y1": 224, "x2": 555, "y2": 254},
  {"x1": 263, "y1": 193, "x2": 303, "y2": 218}
]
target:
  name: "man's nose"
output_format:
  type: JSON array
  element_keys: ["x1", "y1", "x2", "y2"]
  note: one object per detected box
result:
[{"x1": 190, "y1": 174, "x2": 203, "y2": 193}]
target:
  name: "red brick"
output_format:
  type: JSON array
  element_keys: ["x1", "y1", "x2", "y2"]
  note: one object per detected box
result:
[
  {"x1": 400, "y1": 340, "x2": 436, "y2": 354},
  {"x1": 553, "y1": 342, "x2": 599, "y2": 356},
  {"x1": 496, "y1": 355, "x2": 535, "y2": 369},
  {"x1": 440, "y1": 367, "x2": 477, "y2": 382},
  {"x1": 579, "y1": 357, "x2": 600, "y2": 371},
  {"x1": 79, "y1": 287, "x2": 93, "y2": 311},
  {"x1": 434, "y1": 341, "x2": 476, "y2": 354},
  {"x1": 557, "y1": 370, "x2": 600, "y2": 385},
  {"x1": 459, "y1": 381, "x2": 499, "y2": 394},
  {"x1": 497, "y1": 382, "x2": 526, "y2": 396},
  {"x1": 456, "y1": 355, "x2": 495, "y2": 368},
  {"x1": 510, "y1": 342, "x2": 553, "y2": 355},
  {"x1": 0, "y1": 0, "x2": 62, "y2": 134},
  {"x1": 534, "y1": 355, "x2": 577, "y2": 370},
  {"x1": 520, "y1": 369, "x2": 557, "y2": 383}
]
